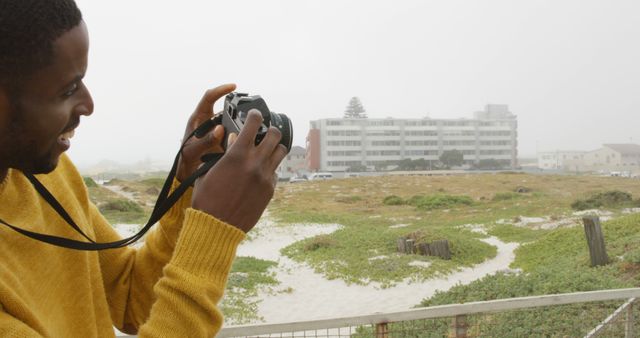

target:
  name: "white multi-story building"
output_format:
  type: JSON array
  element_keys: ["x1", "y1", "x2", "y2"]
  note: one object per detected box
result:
[
  {"x1": 537, "y1": 151, "x2": 586, "y2": 170},
  {"x1": 306, "y1": 104, "x2": 517, "y2": 172}
]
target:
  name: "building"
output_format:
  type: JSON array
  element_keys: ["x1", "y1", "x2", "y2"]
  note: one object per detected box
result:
[
  {"x1": 569, "y1": 144, "x2": 640, "y2": 173},
  {"x1": 306, "y1": 104, "x2": 518, "y2": 172},
  {"x1": 276, "y1": 146, "x2": 307, "y2": 179},
  {"x1": 537, "y1": 151, "x2": 586, "y2": 170}
]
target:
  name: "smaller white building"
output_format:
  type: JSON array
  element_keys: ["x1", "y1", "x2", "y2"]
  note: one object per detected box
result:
[
  {"x1": 537, "y1": 151, "x2": 585, "y2": 170},
  {"x1": 276, "y1": 146, "x2": 307, "y2": 179},
  {"x1": 579, "y1": 144, "x2": 640, "y2": 173}
]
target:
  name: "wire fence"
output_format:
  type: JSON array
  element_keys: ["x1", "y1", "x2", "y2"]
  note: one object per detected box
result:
[{"x1": 217, "y1": 288, "x2": 640, "y2": 338}]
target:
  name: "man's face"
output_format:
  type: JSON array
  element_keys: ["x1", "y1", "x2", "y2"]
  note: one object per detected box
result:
[{"x1": 0, "y1": 21, "x2": 93, "y2": 174}]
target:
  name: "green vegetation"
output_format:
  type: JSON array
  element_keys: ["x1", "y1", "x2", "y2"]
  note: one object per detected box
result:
[
  {"x1": 83, "y1": 176, "x2": 98, "y2": 188},
  {"x1": 488, "y1": 223, "x2": 549, "y2": 243},
  {"x1": 439, "y1": 149, "x2": 464, "y2": 168},
  {"x1": 282, "y1": 218, "x2": 496, "y2": 287},
  {"x1": 86, "y1": 172, "x2": 640, "y2": 329},
  {"x1": 410, "y1": 194, "x2": 474, "y2": 210},
  {"x1": 405, "y1": 212, "x2": 640, "y2": 336},
  {"x1": 220, "y1": 256, "x2": 279, "y2": 324},
  {"x1": 100, "y1": 199, "x2": 143, "y2": 213},
  {"x1": 98, "y1": 199, "x2": 147, "y2": 224},
  {"x1": 492, "y1": 191, "x2": 521, "y2": 201},
  {"x1": 86, "y1": 177, "x2": 170, "y2": 224},
  {"x1": 383, "y1": 195, "x2": 404, "y2": 205},
  {"x1": 269, "y1": 173, "x2": 640, "y2": 289},
  {"x1": 571, "y1": 190, "x2": 638, "y2": 211}
]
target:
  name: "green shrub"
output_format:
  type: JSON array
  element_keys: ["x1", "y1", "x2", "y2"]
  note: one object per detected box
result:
[
  {"x1": 571, "y1": 190, "x2": 634, "y2": 210},
  {"x1": 303, "y1": 235, "x2": 337, "y2": 252},
  {"x1": 231, "y1": 256, "x2": 278, "y2": 274},
  {"x1": 140, "y1": 178, "x2": 165, "y2": 189},
  {"x1": 100, "y1": 199, "x2": 143, "y2": 213},
  {"x1": 412, "y1": 195, "x2": 474, "y2": 210},
  {"x1": 83, "y1": 176, "x2": 98, "y2": 188},
  {"x1": 406, "y1": 195, "x2": 425, "y2": 206},
  {"x1": 492, "y1": 192, "x2": 521, "y2": 201},
  {"x1": 624, "y1": 249, "x2": 640, "y2": 264},
  {"x1": 383, "y1": 195, "x2": 405, "y2": 205}
]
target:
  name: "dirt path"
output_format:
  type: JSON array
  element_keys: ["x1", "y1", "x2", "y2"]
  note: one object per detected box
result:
[{"x1": 234, "y1": 218, "x2": 519, "y2": 324}]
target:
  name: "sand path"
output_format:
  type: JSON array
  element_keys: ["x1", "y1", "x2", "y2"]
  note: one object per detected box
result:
[{"x1": 235, "y1": 217, "x2": 519, "y2": 324}]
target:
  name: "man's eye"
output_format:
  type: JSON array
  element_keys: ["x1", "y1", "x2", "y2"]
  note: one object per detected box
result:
[{"x1": 64, "y1": 83, "x2": 79, "y2": 97}]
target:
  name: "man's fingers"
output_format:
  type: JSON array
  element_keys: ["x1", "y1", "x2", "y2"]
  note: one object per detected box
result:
[
  {"x1": 235, "y1": 110, "x2": 264, "y2": 146},
  {"x1": 258, "y1": 126, "x2": 282, "y2": 157},
  {"x1": 189, "y1": 83, "x2": 236, "y2": 128},
  {"x1": 183, "y1": 125, "x2": 226, "y2": 159},
  {"x1": 227, "y1": 133, "x2": 238, "y2": 148},
  {"x1": 268, "y1": 144, "x2": 288, "y2": 173}
]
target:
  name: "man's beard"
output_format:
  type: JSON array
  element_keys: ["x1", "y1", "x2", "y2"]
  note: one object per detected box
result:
[{"x1": 1, "y1": 103, "x2": 58, "y2": 175}]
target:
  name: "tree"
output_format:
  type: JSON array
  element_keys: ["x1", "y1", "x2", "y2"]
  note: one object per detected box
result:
[
  {"x1": 475, "y1": 158, "x2": 504, "y2": 170},
  {"x1": 346, "y1": 163, "x2": 367, "y2": 172},
  {"x1": 344, "y1": 97, "x2": 367, "y2": 118},
  {"x1": 439, "y1": 150, "x2": 464, "y2": 169}
]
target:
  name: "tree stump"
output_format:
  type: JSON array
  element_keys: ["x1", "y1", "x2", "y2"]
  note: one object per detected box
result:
[
  {"x1": 430, "y1": 240, "x2": 451, "y2": 260},
  {"x1": 418, "y1": 243, "x2": 431, "y2": 256},
  {"x1": 397, "y1": 237, "x2": 407, "y2": 253},
  {"x1": 405, "y1": 239, "x2": 415, "y2": 254}
]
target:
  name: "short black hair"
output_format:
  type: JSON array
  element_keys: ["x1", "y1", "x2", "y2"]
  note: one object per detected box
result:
[{"x1": 0, "y1": 0, "x2": 82, "y2": 90}]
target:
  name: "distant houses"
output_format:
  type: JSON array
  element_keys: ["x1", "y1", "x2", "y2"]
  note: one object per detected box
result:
[
  {"x1": 538, "y1": 144, "x2": 640, "y2": 175},
  {"x1": 276, "y1": 146, "x2": 307, "y2": 179}
]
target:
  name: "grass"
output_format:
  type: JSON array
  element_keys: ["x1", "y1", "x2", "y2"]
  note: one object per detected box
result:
[
  {"x1": 487, "y1": 223, "x2": 550, "y2": 243},
  {"x1": 86, "y1": 172, "x2": 640, "y2": 327},
  {"x1": 86, "y1": 177, "x2": 174, "y2": 224},
  {"x1": 270, "y1": 174, "x2": 640, "y2": 287},
  {"x1": 405, "y1": 213, "x2": 640, "y2": 336},
  {"x1": 220, "y1": 256, "x2": 279, "y2": 324}
]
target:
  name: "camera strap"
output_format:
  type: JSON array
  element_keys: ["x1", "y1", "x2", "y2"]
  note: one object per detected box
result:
[{"x1": 0, "y1": 116, "x2": 224, "y2": 251}]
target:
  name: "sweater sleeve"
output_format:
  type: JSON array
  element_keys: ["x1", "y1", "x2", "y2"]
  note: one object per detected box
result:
[
  {"x1": 0, "y1": 310, "x2": 41, "y2": 337},
  {"x1": 137, "y1": 209, "x2": 245, "y2": 337},
  {"x1": 94, "y1": 180, "x2": 245, "y2": 335},
  {"x1": 95, "y1": 178, "x2": 192, "y2": 331}
]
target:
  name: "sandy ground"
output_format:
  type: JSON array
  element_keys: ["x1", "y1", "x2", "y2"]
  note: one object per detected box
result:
[{"x1": 234, "y1": 217, "x2": 519, "y2": 324}]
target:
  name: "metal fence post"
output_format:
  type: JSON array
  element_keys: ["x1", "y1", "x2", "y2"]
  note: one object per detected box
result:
[
  {"x1": 375, "y1": 322, "x2": 389, "y2": 338},
  {"x1": 450, "y1": 314, "x2": 468, "y2": 338},
  {"x1": 626, "y1": 301, "x2": 635, "y2": 338}
]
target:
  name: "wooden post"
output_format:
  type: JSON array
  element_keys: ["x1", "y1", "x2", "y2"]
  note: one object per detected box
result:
[
  {"x1": 583, "y1": 217, "x2": 609, "y2": 267},
  {"x1": 405, "y1": 239, "x2": 415, "y2": 254},
  {"x1": 431, "y1": 240, "x2": 452, "y2": 260},
  {"x1": 375, "y1": 322, "x2": 389, "y2": 338},
  {"x1": 449, "y1": 314, "x2": 468, "y2": 338},
  {"x1": 626, "y1": 302, "x2": 634, "y2": 338},
  {"x1": 418, "y1": 243, "x2": 430, "y2": 256},
  {"x1": 397, "y1": 237, "x2": 406, "y2": 253}
]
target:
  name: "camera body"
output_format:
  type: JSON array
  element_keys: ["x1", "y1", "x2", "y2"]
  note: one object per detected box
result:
[{"x1": 222, "y1": 92, "x2": 292, "y2": 152}]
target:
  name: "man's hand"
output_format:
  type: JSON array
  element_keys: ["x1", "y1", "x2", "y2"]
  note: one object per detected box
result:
[
  {"x1": 176, "y1": 84, "x2": 236, "y2": 182},
  {"x1": 191, "y1": 110, "x2": 288, "y2": 233}
]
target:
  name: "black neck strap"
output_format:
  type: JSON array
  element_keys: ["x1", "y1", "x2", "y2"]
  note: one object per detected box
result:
[{"x1": 0, "y1": 116, "x2": 223, "y2": 251}]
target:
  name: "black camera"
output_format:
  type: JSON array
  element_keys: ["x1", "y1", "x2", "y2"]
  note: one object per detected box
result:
[{"x1": 222, "y1": 92, "x2": 293, "y2": 152}]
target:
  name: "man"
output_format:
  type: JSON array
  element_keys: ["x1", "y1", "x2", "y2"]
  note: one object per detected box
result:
[{"x1": 0, "y1": 0, "x2": 286, "y2": 336}]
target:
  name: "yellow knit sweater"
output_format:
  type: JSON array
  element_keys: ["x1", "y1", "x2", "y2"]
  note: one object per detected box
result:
[{"x1": 0, "y1": 155, "x2": 245, "y2": 337}]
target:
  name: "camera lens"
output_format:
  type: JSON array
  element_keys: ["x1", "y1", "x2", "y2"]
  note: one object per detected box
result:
[{"x1": 270, "y1": 112, "x2": 293, "y2": 152}]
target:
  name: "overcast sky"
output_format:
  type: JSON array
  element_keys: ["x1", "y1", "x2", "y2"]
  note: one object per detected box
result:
[{"x1": 69, "y1": 0, "x2": 640, "y2": 167}]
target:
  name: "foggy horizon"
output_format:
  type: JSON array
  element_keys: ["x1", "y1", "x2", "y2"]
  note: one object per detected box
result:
[{"x1": 68, "y1": 0, "x2": 640, "y2": 168}]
